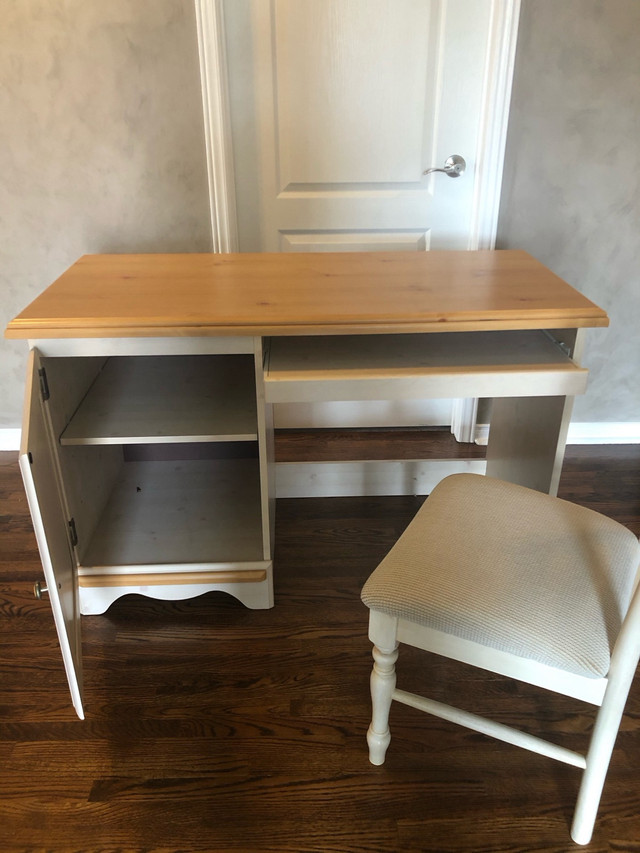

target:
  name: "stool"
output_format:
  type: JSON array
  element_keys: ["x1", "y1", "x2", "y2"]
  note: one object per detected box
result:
[{"x1": 361, "y1": 473, "x2": 640, "y2": 845}]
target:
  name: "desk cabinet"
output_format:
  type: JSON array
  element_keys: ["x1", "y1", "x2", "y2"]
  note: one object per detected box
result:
[{"x1": 20, "y1": 338, "x2": 275, "y2": 717}]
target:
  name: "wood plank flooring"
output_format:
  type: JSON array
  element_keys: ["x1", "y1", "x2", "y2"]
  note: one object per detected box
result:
[{"x1": 1, "y1": 433, "x2": 639, "y2": 852}]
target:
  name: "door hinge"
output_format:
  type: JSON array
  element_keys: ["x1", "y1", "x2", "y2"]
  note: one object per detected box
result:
[
  {"x1": 38, "y1": 367, "x2": 50, "y2": 402},
  {"x1": 68, "y1": 518, "x2": 78, "y2": 549}
]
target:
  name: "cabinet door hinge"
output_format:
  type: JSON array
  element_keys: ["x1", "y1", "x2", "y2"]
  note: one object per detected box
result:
[
  {"x1": 68, "y1": 518, "x2": 78, "y2": 549},
  {"x1": 38, "y1": 367, "x2": 50, "y2": 402}
]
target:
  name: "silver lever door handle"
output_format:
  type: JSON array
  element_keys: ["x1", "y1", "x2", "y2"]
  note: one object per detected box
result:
[{"x1": 423, "y1": 155, "x2": 466, "y2": 178}]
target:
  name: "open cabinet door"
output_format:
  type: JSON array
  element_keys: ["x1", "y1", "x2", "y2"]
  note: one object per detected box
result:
[{"x1": 19, "y1": 350, "x2": 84, "y2": 719}]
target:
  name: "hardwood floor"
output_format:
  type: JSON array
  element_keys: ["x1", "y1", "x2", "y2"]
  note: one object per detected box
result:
[{"x1": 1, "y1": 433, "x2": 639, "y2": 853}]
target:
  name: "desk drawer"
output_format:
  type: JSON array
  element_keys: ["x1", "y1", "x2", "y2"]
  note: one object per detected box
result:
[{"x1": 264, "y1": 331, "x2": 588, "y2": 403}]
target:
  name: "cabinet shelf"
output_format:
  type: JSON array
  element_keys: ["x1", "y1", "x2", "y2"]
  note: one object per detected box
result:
[
  {"x1": 61, "y1": 355, "x2": 258, "y2": 445},
  {"x1": 79, "y1": 458, "x2": 264, "y2": 568}
]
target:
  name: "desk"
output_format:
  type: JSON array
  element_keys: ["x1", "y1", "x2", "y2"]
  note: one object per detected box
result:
[{"x1": 6, "y1": 250, "x2": 608, "y2": 717}]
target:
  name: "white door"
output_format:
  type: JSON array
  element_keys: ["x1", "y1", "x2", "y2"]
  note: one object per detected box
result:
[
  {"x1": 221, "y1": 0, "x2": 515, "y2": 428},
  {"x1": 19, "y1": 350, "x2": 84, "y2": 719}
]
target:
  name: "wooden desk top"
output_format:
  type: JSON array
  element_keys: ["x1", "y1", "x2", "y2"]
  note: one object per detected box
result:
[{"x1": 5, "y1": 251, "x2": 608, "y2": 339}]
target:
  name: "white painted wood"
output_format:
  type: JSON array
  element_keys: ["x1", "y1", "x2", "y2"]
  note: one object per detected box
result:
[
  {"x1": 58, "y1": 445, "x2": 125, "y2": 565},
  {"x1": 473, "y1": 422, "x2": 491, "y2": 446},
  {"x1": 19, "y1": 350, "x2": 84, "y2": 719},
  {"x1": 31, "y1": 336, "x2": 254, "y2": 357},
  {"x1": 225, "y1": 0, "x2": 498, "y2": 251},
  {"x1": 269, "y1": 369, "x2": 586, "y2": 404},
  {"x1": 572, "y1": 583, "x2": 640, "y2": 843},
  {"x1": 486, "y1": 395, "x2": 574, "y2": 495},
  {"x1": 280, "y1": 232, "x2": 430, "y2": 253},
  {"x1": 567, "y1": 422, "x2": 640, "y2": 444},
  {"x1": 212, "y1": 0, "x2": 520, "y2": 250},
  {"x1": 395, "y1": 620, "x2": 607, "y2": 705},
  {"x1": 275, "y1": 458, "x2": 486, "y2": 499},
  {"x1": 79, "y1": 576, "x2": 272, "y2": 615},
  {"x1": 38, "y1": 356, "x2": 106, "y2": 437},
  {"x1": 363, "y1": 489, "x2": 640, "y2": 845},
  {"x1": 194, "y1": 0, "x2": 238, "y2": 251},
  {"x1": 60, "y1": 355, "x2": 258, "y2": 445},
  {"x1": 0, "y1": 428, "x2": 21, "y2": 450},
  {"x1": 367, "y1": 642, "x2": 399, "y2": 765},
  {"x1": 275, "y1": 2, "x2": 438, "y2": 187},
  {"x1": 253, "y1": 337, "x2": 276, "y2": 560},
  {"x1": 79, "y1": 459, "x2": 264, "y2": 568},
  {"x1": 393, "y1": 687, "x2": 586, "y2": 768},
  {"x1": 38, "y1": 356, "x2": 131, "y2": 563},
  {"x1": 468, "y1": 0, "x2": 522, "y2": 249},
  {"x1": 265, "y1": 332, "x2": 588, "y2": 403},
  {"x1": 272, "y1": 400, "x2": 453, "y2": 430},
  {"x1": 472, "y1": 420, "x2": 640, "y2": 448},
  {"x1": 451, "y1": 397, "x2": 479, "y2": 443}
]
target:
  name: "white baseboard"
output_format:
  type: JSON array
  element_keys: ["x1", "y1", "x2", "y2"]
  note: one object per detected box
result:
[
  {"x1": 567, "y1": 422, "x2": 640, "y2": 445},
  {"x1": 474, "y1": 422, "x2": 640, "y2": 447},
  {"x1": 0, "y1": 429, "x2": 21, "y2": 451}
]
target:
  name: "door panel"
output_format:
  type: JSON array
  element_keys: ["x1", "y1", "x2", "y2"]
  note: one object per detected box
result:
[
  {"x1": 281, "y1": 231, "x2": 429, "y2": 252},
  {"x1": 274, "y1": 0, "x2": 438, "y2": 187},
  {"x1": 19, "y1": 350, "x2": 84, "y2": 719},
  {"x1": 226, "y1": 0, "x2": 492, "y2": 251}
]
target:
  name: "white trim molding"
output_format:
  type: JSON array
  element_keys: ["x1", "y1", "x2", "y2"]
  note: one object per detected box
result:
[
  {"x1": 194, "y1": 0, "x2": 238, "y2": 252},
  {"x1": 468, "y1": 0, "x2": 522, "y2": 249},
  {"x1": 0, "y1": 429, "x2": 21, "y2": 452},
  {"x1": 451, "y1": 398, "x2": 479, "y2": 443},
  {"x1": 475, "y1": 422, "x2": 640, "y2": 447},
  {"x1": 567, "y1": 423, "x2": 640, "y2": 445}
]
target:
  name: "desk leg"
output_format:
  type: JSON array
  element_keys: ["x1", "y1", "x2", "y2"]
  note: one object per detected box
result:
[{"x1": 485, "y1": 395, "x2": 575, "y2": 495}]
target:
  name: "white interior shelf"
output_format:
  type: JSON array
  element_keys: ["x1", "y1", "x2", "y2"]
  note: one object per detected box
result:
[
  {"x1": 78, "y1": 458, "x2": 264, "y2": 568},
  {"x1": 265, "y1": 331, "x2": 588, "y2": 402},
  {"x1": 61, "y1": 355, "x2": 258, "y2": 445}
]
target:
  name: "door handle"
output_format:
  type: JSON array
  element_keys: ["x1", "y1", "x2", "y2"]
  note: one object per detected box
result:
[{"x1": 423, "y1": 155, "x2": 466, "y2": 178}]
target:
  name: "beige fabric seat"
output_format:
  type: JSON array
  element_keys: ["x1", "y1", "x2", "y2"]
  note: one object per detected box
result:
[{"x1": 361, "y1": 474, "x2": 640, "y2": 845}]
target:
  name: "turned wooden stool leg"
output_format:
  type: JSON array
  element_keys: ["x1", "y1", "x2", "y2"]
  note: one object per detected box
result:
[{"x1": 367, "y1": 641, "x2": 398, "y2": 765}]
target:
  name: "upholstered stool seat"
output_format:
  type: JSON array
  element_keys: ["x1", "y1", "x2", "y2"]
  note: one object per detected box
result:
[{"x1": 361, "y1": 474, "x2": 640, "y2": 845}]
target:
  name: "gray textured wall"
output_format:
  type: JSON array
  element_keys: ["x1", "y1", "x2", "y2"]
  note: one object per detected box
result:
[
  {"x1": 497, "y1": 0, "x2": 640, "y2": 423},
  {"x1": 1, "y1": 1, "x2": 211, "y2": 428}
]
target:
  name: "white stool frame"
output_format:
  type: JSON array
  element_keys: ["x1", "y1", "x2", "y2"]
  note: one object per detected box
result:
[{"x1": 366, "y1": 577, "x2": 640, "y2": 846}]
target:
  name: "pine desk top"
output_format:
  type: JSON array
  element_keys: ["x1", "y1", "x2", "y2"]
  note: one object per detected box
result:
[{"x1": 5, "y1": 250, "x2": 608, "y2": 339}]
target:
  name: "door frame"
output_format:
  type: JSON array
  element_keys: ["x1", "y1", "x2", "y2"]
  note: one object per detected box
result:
[
  {"x1": 194, "y1": 0, "x2": 522, "y2": 438},
  {"x1": 194, "y1": 0, "x2": 239, "y2": 252}
]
